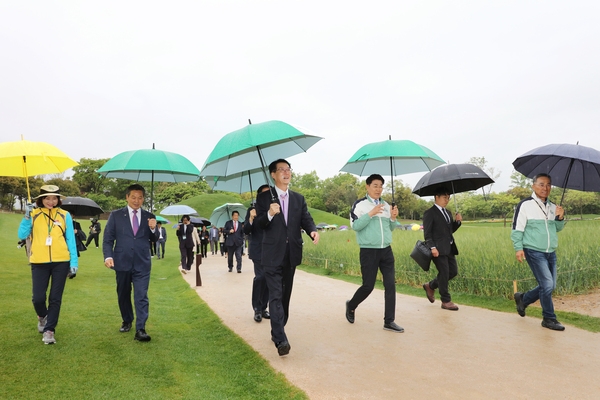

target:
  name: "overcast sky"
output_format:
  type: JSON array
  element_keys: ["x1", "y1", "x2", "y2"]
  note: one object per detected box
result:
[{"x1": 2, "y1": 1, "x2": 599, "y2": 193}]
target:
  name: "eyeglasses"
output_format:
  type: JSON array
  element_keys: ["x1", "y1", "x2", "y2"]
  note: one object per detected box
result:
[{"x1": 276, "y1": 168, "x2": 293, "y2": 173}]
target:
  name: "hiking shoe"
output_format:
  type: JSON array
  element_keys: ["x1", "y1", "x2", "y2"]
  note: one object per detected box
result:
[
  {"x1": 383, "y1": 322, "x2": 404, "y2": 333},
  {"x1": 37, "y1": 316, "x2": 47, "y2": 333},
  {"x1": 542, "y1": 318, "x2": 565, "y2": 331},
  {"x1": 514, "y1": 292, "x2": 526, "y2": 317},
  {"x1": 42, "y1": 331, "x2": 56, "y2": 344}
]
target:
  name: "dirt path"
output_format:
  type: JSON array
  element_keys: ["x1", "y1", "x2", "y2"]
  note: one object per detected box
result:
[{"x1": 182, "y1": 255, "x2": 599, "y2": 399}]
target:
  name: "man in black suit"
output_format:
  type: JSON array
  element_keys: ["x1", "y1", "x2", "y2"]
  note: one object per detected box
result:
[
  {"x1": 103, "y1": 184, "x2": 158, "y2": 341},
  {"x1": 155, "y1": 222, "x2": 167, "y2": 259},
  {"x1": 176, "y1": 215, "x2": 195, "y2": 273},
  {"x1": 255, "y1": 159, "x2": 319, "y2": 356},
  {"x1": 224, "y1": 211, "x2": 244, "y2": 273},
  {"x1": 244, "y1": 184, "x2": 271, "y2": 323},
  {"x1": 422, "y1": 187, "x2": 463, "y2": 311}
]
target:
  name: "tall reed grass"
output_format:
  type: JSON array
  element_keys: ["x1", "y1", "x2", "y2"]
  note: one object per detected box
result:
[{"x1": 303, "y1": 220, "x2": 600, "y2": 298}]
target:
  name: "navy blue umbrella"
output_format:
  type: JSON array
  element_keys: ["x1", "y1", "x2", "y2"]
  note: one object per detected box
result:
[{"x1": 512, "y1": 143, "x2": 600, "y2": 204}]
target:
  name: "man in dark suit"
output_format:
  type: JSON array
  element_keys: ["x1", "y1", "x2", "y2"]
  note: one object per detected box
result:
[
  {"x1": 155, "y1": 222, "x2": 167, "y2": 259},
  {"x1": 255, "y1": 159, "x2": 319, "y2": 356},
  {"x1": 103, "y1": 184, "x2": 158, "y2": 342},
  {"x1": 244, "y1": 184, "x2": 271, "y2": 323},
  {"x1": 224, "y1": 211, "x2": 244, "y2": 273},
  {"x1": 422, "y1": 187, "x2": 463, "y2": 311},
  {"x1": 176, "y1": 215, "x2": 195, "y2": 273}
]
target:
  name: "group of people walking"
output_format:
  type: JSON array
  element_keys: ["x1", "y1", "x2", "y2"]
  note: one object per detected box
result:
[{"x1": 18, "y1": 168, "x2": 567, "y2": 348}]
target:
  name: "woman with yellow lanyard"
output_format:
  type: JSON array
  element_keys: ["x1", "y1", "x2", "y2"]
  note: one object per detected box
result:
[{"x1": 18, "y1": 185, "x2": 78, "y2": 345}]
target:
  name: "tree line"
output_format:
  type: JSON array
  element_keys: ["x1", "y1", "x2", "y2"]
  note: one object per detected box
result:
[{"x1": 1, "y1": 157, "x2": 598, "y2": 221}]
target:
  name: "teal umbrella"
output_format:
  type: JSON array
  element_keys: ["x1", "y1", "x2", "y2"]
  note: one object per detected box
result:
[
  {"x1": 155, "y1": 215, "x2": 170, "y2": 224},
  {"x1": 340, "y1": 137, "x2": 445, "y2": 205},
  {"x1": 200, "y1": 120, "x2": 322, "y2": 200},
  {"x1": 205, "y1": 168, "x2": 268, "y2": 195},
  {"x1": 209, "y1": 203, "x2": 247, "y2": 228},
  {"x1": 97, "y1": 143, "x2": 200, "y2": 211}
]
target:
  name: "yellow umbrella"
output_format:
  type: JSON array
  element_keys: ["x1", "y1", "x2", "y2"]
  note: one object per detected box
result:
[{"x1": 0, "y1": 136, "x2": 78, "y2": 202}]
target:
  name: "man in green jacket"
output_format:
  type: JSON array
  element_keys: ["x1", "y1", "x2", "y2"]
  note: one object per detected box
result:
[
  {"x1": 345, "y1": 174, "x2": 403, "y2": 333},
  {"x1": 511, "y1": 173, "x2": 566, "y2": 331}
]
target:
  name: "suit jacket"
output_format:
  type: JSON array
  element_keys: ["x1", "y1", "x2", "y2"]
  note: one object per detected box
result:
[
  {"x1": 255, "y1": 188, "x2": 317, "y2": 268},
  {"x1": 157, "y1": 226, "x2": 167, "y2": 242},
  {"x1": 423, "y1": 205, "x2": 461, "y2": 256},
  {"x1": 176, "y1": 224, "x2": 196, "y2": 248},
  {"x1": 224, "y1": 219, "x2": 244, "y2": 247},
  {"x1": 243, "y1": 206, "x2": 263, "y2": 261},
  {"x1": 102, "y1": 207, "x2": 158, "y2": 272}
]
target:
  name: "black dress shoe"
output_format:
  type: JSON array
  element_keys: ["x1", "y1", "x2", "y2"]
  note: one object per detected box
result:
[
  {"x1": 237, "y1": 270, "x2": 241, "y2": 273},
  {"x1": 542, "y1": 318, "x2": 565, "y2": 331},
  {"x1": 261, "y1": 310, "x2": 270, "y2": 319},
  {"x1": 120, "y1": 322, "x2": 132, "y2": 333},
  {"x1": 134, "y1": 329, "x2": 151, "y2": 342},
  {"x1": 254, "y1": 311, "x2": 262, "y2": 323},
  {"x1": 514, "y1": 292, "x2": 526, "y2": 317},
  {"x1": 345, "y1": 300, "x2": 355, "y2": 324},
  {"x1": 228, "y1": 268, "x2": 232, "y2": 272},
  {"x1": 276, "y1": 341, "x2": 291, "y2": 356}
]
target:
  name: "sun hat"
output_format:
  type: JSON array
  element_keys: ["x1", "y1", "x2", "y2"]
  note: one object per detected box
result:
[{"x1": 33, "y1": 185, "x2": 65, "y2": 199}]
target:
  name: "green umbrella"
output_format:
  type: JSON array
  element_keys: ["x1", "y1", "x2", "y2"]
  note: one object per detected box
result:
[
  {"x1": 340, "y1": 137, "x2": 445, "y2": 205},
  {"x1": 97, "y1": 143, "x2": 200, "y2": 211},
  {"x1": 155, "y1": 215, "x2": 170, "y2": 224},
  {"x1": 209, "y1": 203, "x2": 248, "y2": 228},
  {"x1": 200, "y1": 120, "x2": 322, "y2": 200}
]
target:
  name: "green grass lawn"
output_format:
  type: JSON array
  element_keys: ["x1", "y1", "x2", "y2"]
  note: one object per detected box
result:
[{"x1": 0, "y1": 213, "x2": 306, "y2": 399}]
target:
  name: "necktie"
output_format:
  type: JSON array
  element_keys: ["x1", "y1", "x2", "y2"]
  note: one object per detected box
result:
[
  {"x1": 443, "y1": 208, "x2": 450, "y2": 224},
  {"x1": 280, "y1": 193, "x2": 288, "y2": 224},
  {"x1": 132, "y1": 210, "x2": 139, "y2": 235},
  {"x1": 374, "y1": 199, "x2": 379, "y2": 205},
  {"x1": 234, "y1": 221, "x2": 237, "y2": 231}
]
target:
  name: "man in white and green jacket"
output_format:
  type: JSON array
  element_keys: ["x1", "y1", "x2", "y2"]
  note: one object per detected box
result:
[
  {"x1": 511, "y1": 173, "x2": 566, "y2": 331},
  {"x1": 345, "y1": 174, "x2": 403, "y2": 333}
]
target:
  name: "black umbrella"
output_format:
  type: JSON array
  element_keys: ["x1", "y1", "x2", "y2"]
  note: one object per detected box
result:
[
  {"x1": 412, "y1": 163, "x2": 494, "y2": 210},
  {"x1": 190, "y1": 217, "x2": 211, "y2": 227},
  {"x1": 512, "y1": 143, "x2": 600, "y2": 204},
  {"x1": 61, "y1": 197, "x2": 104, "y2": 216}
]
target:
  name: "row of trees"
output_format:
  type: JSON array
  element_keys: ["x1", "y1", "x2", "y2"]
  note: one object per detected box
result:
[{"x1": 1, "y1": 156, "x2": 599, "y2": 221}]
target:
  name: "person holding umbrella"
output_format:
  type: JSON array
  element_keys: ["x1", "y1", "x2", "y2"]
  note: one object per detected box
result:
[
  {"x1": 421, "y1": 187, "x2": 463, "y2": 311},
  {"x1": 18, "y1": 185, "x2": 79, "y2": 345},
  {"x1": 511, "y1": 173, "x2": 566, "y2": 331},
  {"x1": 345, "y1": 174, "x2": 403, "y2": 333},
  {"x1": 255, "y1": 158, "x2": 319, "y2": 357}
]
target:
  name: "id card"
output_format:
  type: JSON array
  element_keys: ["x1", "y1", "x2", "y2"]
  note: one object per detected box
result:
[{"x1": 46, "y1": 236, "x2": 53, "y2": 246}]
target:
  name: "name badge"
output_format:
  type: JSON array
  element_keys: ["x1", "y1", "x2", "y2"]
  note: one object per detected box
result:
[
  {"x1": 46, "y1": 236, "x2": 53, "y2": 246},
  {"x1": 182, "y1": 235, "x2": 187, "y2": 240}
]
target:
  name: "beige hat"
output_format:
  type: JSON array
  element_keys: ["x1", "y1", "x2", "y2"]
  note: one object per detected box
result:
[{"x1": 34, "y1": 185, "x2": 65, "y2": 200}]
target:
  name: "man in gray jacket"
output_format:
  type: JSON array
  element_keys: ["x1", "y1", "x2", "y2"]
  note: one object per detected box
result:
[{"x1": 345, "y1": 174, "x2": 402, "y2": 333}]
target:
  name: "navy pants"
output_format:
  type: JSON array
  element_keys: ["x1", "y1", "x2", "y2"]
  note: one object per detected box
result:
[{"x1": 31, "y1": 262, "x2": 70, "y2": 333}]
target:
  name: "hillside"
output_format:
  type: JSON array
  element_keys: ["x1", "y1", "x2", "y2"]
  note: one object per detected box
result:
[{"x1": 159, "y1": 192, "x2": 349, "y2": 227}]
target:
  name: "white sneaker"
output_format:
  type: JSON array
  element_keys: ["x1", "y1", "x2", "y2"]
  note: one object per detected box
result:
[
  {"x1": 42, "y1": 331, "x2": 56, "y2": 344},
  {"x1": 37, "y1": 316, "x2": 47, "y2": 333}
]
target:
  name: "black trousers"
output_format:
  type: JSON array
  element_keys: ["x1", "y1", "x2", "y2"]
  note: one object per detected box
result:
[
  {"x1": 200, "y1": 242, "x2": 208, "y2": 258},
  {"x1": 251, "y1": 259, "x2": 269, "y2": 312},
  {"x1": 179, "y1": 246, "x2": 194, "y2": 270},
  {"x1": 348, "y1": 246, "x2": 396, "y2": 324},
  {"x1": 227, "y1": 244, "x2": 242, "y2": 271},
  {"x1": 429, "y1": 254, "x2": 458, "y2": 303},
  {"x1": 85, "y1": 232, "x2": 99, "y2": 247},
  {"x1": 31, "y1": 262, "x2": 70, "y2": 333},
  {"x1": 115, "y1": 268, "x2": 151, "y2": 331},
  {"x1": 264, "y1": 245, "x2": 295, "y2": 344}
]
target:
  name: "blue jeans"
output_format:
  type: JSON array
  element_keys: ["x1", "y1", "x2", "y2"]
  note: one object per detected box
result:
[{"x1": 523, "y1": 248, "x2": 557, "y2": 319}]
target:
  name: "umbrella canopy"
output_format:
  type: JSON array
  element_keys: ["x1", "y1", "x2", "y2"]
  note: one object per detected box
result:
[
  {"x1": 97, "y1": 143, "x2": 200, "y2": 211},
  {"x1": 61, "y1": 197, "x2": 104, "y2": 217},
  {"x1": 340, "y1": 138, "x2": 445, "y2": 204},
  {"x1": 205, "y1": 168, "x2": 269, "y2": 194},
  {"x1": 201, "y1": 120, "x2": 322, "y2": 177},
  {"x1": 209, "y1": 203, "x2": 247, "y2": 228},
  {"x1": 512, "y1": 143, "x2": 600, "y2": 203},
  {"x1": 412, "y1": 163, "x2": 495, "y2": 196},
  {"x1": 0, "y1": 137, "x2": 78, "y2": 202},
  {"x1": 171, "y1": 216, "x2": 211, "y2": 228},
  {"x1": 160, "y1": 204, "x2": 198, "y2": 216},
  {"x1": 155, "y1": 215, "x2": 170, "y2": 224}
]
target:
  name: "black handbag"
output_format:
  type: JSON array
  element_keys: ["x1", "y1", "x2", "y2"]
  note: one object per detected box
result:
[{"x1": 410, "y1": 240, "x2": 432, "y2": 272}]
